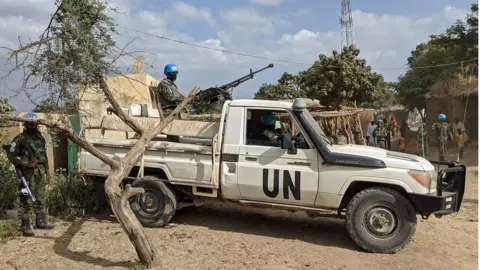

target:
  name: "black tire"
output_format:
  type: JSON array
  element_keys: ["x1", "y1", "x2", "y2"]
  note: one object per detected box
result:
[
  {"x1": 129, "y1": 176, "x2": 177, "y2": 228},
  {"x1": 345, "y1": 187, "x2": 417, "y2": 254}
]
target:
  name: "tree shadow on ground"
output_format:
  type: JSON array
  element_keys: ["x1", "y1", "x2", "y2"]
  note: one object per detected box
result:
[
  {"x1": 35, "y1": 215, "x2": 135, "y2": 268},
  {"x1": 171, "y1": 204, "x2": 360, "y2": 252}
]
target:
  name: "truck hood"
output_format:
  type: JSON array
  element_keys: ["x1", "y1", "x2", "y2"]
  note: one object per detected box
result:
[{"x1": 330, "y1": 144, "x2": 435, "y2": 171}]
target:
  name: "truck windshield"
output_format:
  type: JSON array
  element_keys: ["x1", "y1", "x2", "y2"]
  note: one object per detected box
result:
[{"x1": 301, "y1": 109, "x2": 332, "y2": 146}]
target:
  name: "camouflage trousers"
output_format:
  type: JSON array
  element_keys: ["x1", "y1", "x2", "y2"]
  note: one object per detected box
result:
[
  {"x1": 438, "y1": 137, "x2": 448, "y2": 158},
  {"x1": 18, "y1": 166, "x2": 47, "y2": 218},
  {"x1": 417, "y1": 139, "x2": 429, "y2": 156},
  {"x1": 377, "y1": 139, "x2": 387, "y2": 149}
]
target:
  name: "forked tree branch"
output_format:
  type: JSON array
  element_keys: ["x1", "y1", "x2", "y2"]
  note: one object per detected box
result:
[
  {"x1": 99, "y1": 78, "x2": 144, "y2": 134},
  {"x1": 1, "y1": 115, "x2": 118, "y2": 168}
]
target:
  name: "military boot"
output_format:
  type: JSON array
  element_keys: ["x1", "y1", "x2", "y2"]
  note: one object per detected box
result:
[
  {"x1": 21, "y1": 217, "x2": 35, "y2": 236},
  {"x1": 459, "y1": 149, "x2": 464, "y2": 159},
  {"x1": 440, "y1": 155, "x2": 446, "y2": 161},
  {"x1": 35, "y1": 212, "x2": 54, "y2": 230}
]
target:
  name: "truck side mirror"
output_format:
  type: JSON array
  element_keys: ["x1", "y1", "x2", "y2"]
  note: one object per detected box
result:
[{"x1": 281, "y1": 133, "x2": 297, "y2": 154}]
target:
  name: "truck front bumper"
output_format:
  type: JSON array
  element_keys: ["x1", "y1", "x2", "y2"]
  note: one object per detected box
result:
[{"x1": 408, "y1": 161, "x2": 466, "y2": 217}]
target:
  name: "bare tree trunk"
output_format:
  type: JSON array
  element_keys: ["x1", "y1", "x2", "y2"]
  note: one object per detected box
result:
[{"x1": 102, "y1": 86, "x2": 199, "y2": 268}]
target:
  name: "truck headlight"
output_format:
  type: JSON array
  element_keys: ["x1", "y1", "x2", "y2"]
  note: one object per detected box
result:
[
  {"x1": 408, "y1": 170, "x2": 436, "y2": 192},
  {"x1": 428, "y1": 170, "x2": 437, "y2": 192}
]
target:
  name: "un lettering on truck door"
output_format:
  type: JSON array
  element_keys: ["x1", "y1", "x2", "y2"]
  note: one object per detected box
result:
[
  {"x1": 262, "y1": 168, "x2": 301, "y2": 200},
  {"x1": 236, "y1": 108, "x2": 319, "y2": 206}
]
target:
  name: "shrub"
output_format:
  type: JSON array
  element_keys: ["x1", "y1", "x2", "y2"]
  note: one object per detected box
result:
[
  {"x1": 46, "y1": 169, "x2": 105, "y2": 220},
  {"x1": 0, "y1": 220, "x2": 20, "y2": 243},
  {"x1": 0, "y1": 134, "x2": 18, "y2": 216}
]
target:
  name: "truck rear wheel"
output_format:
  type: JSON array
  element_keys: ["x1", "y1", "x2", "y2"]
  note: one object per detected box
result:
[
  {"x1": 129, "y1": 176, "x2": 177, "y2": 228},
  {"x1": 345, "y1": 187, "x2": 417, "y2": 253}
]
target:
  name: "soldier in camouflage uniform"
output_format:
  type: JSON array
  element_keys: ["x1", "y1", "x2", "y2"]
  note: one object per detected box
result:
[
  {"x1": 417, "y1": 122, "x2": 428, "y2": 158},
  {"x1": 6, "y1": 113, "x2": 54, "y2": 236},
  {"x1": 157, "y1": 63, "x2": 183, "y2": 110},
  {"x1": 432, "y1": 113, "x2": 453, "y2": 161},
  {"x1": 373, "y1": 120, "x2": 388, "y2": 149},
  {"x1": 385, "y1": 118, "x2": 394, "y2": 150}
]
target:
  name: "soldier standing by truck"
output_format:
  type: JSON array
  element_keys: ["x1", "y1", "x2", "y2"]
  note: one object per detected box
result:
[
  {"x1": 373, "y1": 119, "x2": 388, "y2": 149},
  {"x1": 432, "y1": 113, "x2": 453, "y2": 161},
  {"x1": 6, "y1": 113, "x2": 54, "y2": 236}
]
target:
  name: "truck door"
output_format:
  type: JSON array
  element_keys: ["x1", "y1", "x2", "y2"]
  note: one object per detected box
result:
[{"x1": 237, "y1": 108, "x2": 319, "y2": 206}]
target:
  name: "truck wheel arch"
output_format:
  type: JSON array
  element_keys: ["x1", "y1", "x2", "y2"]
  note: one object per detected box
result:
[
  {"x1": 338, "y1": 178, "x2": 412, "y2": 210},
  {"x1": 130, "y1": 163, "x2": 172, "y2": 181}
]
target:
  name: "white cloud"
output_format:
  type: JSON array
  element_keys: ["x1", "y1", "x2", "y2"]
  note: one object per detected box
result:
[
  {"x1": 249, "y1": 0, "x2": 285, "y2": 6},
  {"x1": 220, "y1": 8, "x2": 288, "y2": 35},
  {"x1": 136, "y1": 11, "x2": 168, "y2": 29},
  {"x1": 167, "y1": 1, "x2": 215, "y2": 25},
  {"x1": 0, "y1": 0, "x2": 471, "y2": 112}
]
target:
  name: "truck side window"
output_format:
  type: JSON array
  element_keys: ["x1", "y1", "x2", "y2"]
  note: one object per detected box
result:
[{"x1": 245, "y1": 109, "x2": 309, "y2": 149}]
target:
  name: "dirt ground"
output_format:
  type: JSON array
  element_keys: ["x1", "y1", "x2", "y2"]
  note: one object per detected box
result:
[{"x1": 0, "y1": 147, "x2": 478, "y2": 270}]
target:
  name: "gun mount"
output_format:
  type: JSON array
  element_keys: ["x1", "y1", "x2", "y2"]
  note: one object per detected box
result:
[{"x1": 191, "y1": 63, "x2": 274, "y2": 113}]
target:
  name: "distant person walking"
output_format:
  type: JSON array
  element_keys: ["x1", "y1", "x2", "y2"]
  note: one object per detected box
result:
[
  {"x1": 373, "y1": 120, "x2": 388, "y2": 149},
  {"x1": 432, "y1": 113, "x2": 453, "y2": 161},
  {"x1": 366, "y1": 121, "x2": 376, "y2": 146},
  {"x1": 400, "y1": 120, "x2": 409, "y2": 150},
  {"x1": 417, "y1": 122, "x2": 428, "y2": 158},
  {"x1": 454, "y1": 117, "x2": 466, "y2": 159}
]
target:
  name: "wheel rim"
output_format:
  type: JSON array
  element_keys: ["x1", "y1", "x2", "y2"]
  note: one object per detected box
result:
[
  {"x1": 364, "y1": 205, "x2": 399, "y2": 239},
  {"x1": 135, "y1": 187, "x2": 165, "y2": 218}
]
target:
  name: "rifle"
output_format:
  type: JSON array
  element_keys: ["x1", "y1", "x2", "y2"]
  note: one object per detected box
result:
[
  {"x1": 15, "y1": 167, "x2": 36, "y2": 202},
  {"x1": 1, "y1": 145, "x2": 36, "y2": 202}
]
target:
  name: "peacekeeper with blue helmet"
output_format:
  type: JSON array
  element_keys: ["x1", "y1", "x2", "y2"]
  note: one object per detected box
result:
[
  {"x1": 432, "y1": 113, "x2": 453, "y2": 161},
  {"x1": 157, "y1": 63, "x2": 183, "y2": 108},
  {"x1": 260, "y1": 112, "x2": 284, "y2": 146}
]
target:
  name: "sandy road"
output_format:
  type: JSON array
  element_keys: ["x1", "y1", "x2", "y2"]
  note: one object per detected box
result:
[{"x1": 0, "y1": 152, "x2": 477, "y2": 270}]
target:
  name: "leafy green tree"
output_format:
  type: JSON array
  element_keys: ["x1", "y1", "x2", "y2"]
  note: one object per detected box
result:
[
  {"x1": 363, "y1": 82, "x2": 399, "y2": 109},
  {"x1": 254, "y1": 72, "x2": 305, "y2": 100},
  {"x1": 299, "y1": 45, "x2": 385, "y2": 110},
  {"x1": 33, "y1": 98, "x2": 77, "y2": 114},
  {"x1": 0, "y1": 98, "x2": 16, "y2": 115},
  {"x1": 396, "y1": 3, "x2": 478, "y2": 111}
]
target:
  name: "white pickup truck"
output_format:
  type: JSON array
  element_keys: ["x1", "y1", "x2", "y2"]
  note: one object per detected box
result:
[{"x1": 78, "y1": 98, "x2": 466, "y2": 254}]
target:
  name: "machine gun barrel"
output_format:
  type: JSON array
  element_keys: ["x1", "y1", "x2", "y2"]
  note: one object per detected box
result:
[{"x1": 217, "y1": 63, "x2": 274, "y2": 90}]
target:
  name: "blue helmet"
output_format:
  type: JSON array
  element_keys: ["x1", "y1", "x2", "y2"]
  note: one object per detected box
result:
[
  {"x1": 377, "y1": 119, "x2": 384, "y2": 124},
  {"x1": 438, "y1": 113, "x2": 446, "y2": 120},
  {"x1": 261, "y1": 113, "x2": 276, "y2": 126},
  {"x1": 164, "y1": 64, "x2": 178, "y2": 75},
  {"x1": 23, "y1": 112, "x2": 37, "y2": 119}
]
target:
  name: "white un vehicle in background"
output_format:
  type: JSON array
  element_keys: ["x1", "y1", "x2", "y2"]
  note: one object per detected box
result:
[{"x1": 78, "y1": 98, "x2": 466, "y2": 254}]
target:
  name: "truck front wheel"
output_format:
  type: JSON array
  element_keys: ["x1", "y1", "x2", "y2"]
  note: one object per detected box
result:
[
  {"x1": 129, "y1": 176, "x2": 177, "y2": 228},
  {"x1": 345, "y1": 187, "x2": 417, "y2": 253}
]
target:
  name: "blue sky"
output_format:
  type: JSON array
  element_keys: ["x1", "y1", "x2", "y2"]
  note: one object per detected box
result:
[{"x1": 0, "y1": 0, "x2": 475, "y2": 111}]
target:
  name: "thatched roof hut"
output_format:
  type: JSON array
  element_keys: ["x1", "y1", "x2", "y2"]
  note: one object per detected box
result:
[{"x1": 276, "y1": 98, "x2": 375, "y2": 145}]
